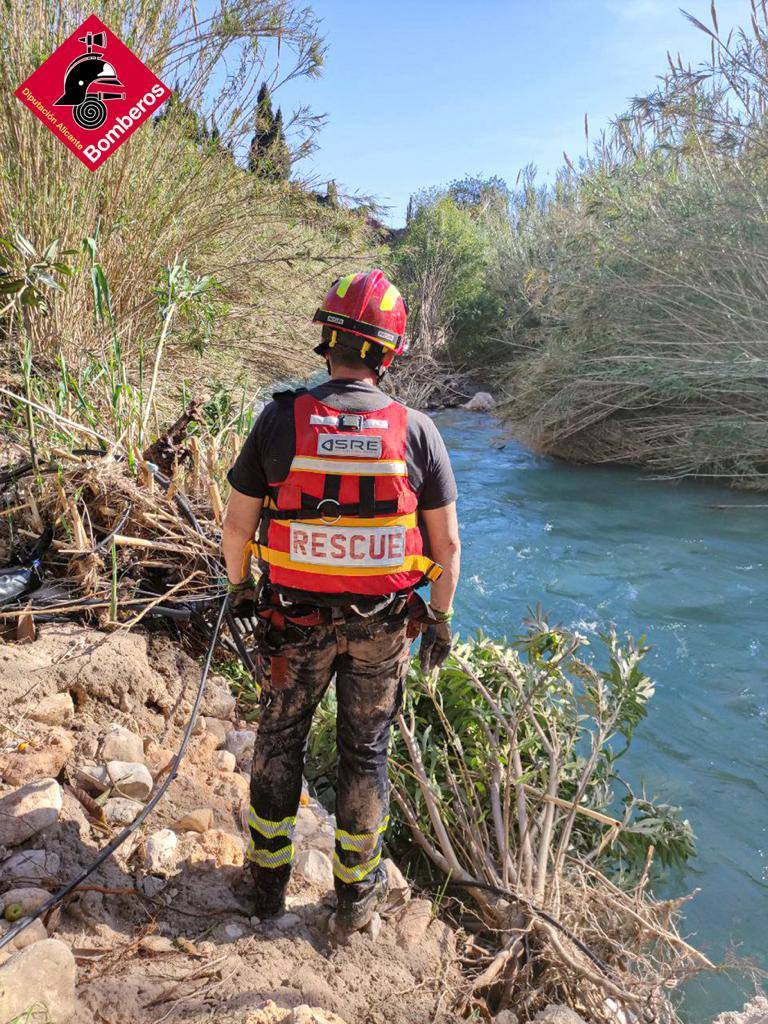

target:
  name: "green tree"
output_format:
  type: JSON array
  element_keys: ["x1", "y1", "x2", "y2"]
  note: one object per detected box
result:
[{"x1": 248, "y1": 84, "x2": 291, "y2": 180}]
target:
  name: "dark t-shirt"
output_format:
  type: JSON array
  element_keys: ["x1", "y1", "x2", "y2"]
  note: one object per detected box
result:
[{"x1": 227, "y1": 379, "x2": 457, "y2": 510}]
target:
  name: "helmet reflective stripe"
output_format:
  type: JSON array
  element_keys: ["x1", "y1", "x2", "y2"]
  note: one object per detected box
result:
[
  {"x1": 335, "y1": 274, "x2": 357, "y2": 298},
  {"x1": 379, "y1": 284, "x2": 400, "y2": 311}
]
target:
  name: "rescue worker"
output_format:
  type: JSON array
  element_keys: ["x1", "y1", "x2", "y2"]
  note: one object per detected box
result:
[{"x1": 221, "y1": 269, "x2": 460, "y2": 934}]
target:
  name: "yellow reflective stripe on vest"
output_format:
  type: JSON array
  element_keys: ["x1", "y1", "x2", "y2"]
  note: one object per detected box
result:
[
  {"x1": 289, "y1": 456, "x2": 407, "y2": 476},
  {"x1": 335, "y1": 816, "x2": 389, "y2": 853},
  {"x1": 271, "y1": 513, "x2": 417, "y2": 530},
  {"x1": 248, "y1": 808, "x2": 296, "y2": 839},
  {"x1": 246, "y1": 838, "x2": 295, "y2": 868},
  {"x1": 250, "y1": 543, "x2": 442, "y2": 580},
  {"x1": 333, "y1": 850, "x2": 382, "y2": 884}
]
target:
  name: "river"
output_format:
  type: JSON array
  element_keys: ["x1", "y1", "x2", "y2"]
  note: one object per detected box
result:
[{"x1": 436, "y1": 409, "x2": 767, "y2": 1022}]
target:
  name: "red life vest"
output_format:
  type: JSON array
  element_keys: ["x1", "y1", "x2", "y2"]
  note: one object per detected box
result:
[{"x1": 250, "y1": 392, "x2": 442, "y2": 596}]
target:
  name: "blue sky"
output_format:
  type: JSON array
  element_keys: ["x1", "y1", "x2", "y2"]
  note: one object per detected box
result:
[{"x1": 271, "y1": 0, "x2": 746, "y2": 224}]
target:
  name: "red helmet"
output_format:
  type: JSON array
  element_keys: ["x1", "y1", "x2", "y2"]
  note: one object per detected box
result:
[{"x1": 313, "y1": 270, "x2": 408, "y2": 365}]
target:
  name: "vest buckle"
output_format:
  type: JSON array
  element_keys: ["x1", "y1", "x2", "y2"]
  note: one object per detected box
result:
[{"x1": 317, "y1": 497, "x2": 341, "y2": 524}]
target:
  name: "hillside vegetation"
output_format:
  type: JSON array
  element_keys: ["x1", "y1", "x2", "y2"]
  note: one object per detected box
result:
[
  {"x1": 393, "y1": 3, "x2": 768, "y2": 489},
  {"x1": 0, "y1": 0, "x2": 380, "y2": 443}
]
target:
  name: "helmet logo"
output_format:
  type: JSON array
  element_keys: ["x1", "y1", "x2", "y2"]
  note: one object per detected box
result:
[{"x1": 16, "y1": 14, "x2": 170, "y2": 170}]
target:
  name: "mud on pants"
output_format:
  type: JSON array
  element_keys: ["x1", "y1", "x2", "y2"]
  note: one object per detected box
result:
[{"x1": 246, "y1": 601, "x2": 410, "y2": 903}]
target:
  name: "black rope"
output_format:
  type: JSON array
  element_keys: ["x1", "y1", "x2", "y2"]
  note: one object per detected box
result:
[{"x1": 0, "y1": 593, "x2": 230, "y2": 950}]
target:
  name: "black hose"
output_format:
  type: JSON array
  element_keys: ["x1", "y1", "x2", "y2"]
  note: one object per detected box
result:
[{"x1": 0, "y1": 594, "x2": 229, "y2": 950}]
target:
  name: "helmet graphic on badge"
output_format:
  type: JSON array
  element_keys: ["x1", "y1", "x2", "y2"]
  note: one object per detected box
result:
[{"x1": 54, "y1": 30, "x2": 125, "y2": 130}]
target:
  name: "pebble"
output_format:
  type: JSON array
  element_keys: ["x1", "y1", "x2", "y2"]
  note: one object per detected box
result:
[
  {"x1": 104, "y1": 796, "x2": 145, "y2": 826},
  {"x1": 29, "y1": 692, "x2": 74, "y2": 727},
  {"x1": 224, "y1": 922, "x2": 244, "y2": 939},
  {"x1": 294, "y1": 848, "x2": 334, "y2": 889},
  {"x1": 0, "y1": 778, "x2": 62, "y2": 847},
  {"x1": 141, "y1": 829, "x2": 179, "y2": 876},
  {"x1": 215, "y1": 750, "x2": 237, "y2": 773},
  {"x1": 140, "y1": 875, "x2": 168, "y2": 898},
  {"x1": 0, "y1": 938, "x2": 76, "y2": 1023},
  {"x1": 495, "y1": 1012, "x2": 519, "y2": 1024},
  {"x1": 533, "y1": 1008, "x2": 588, "y2": 1024},
  {"x1": 173, "y1": 808, "x2": 213, "y2": 834},
  {"x1": 225, "y1": 729, "x2": 256, "y2": 764},
  {"x1": 100, "y1": 724, "x2": 145, "y2": 764},
  {"x1": 139, "y1": 935, "x2": 175, "y2": 954}
]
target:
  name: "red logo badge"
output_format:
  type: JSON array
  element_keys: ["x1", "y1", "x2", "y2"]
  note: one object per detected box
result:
[{"x1": 15, "y1": 14, "x2": 170, "y2": 170}]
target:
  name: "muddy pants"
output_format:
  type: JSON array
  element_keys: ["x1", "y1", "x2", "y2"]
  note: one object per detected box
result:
[{"x1": 248, "y1": 606, "x2": 409, "y2": 900}]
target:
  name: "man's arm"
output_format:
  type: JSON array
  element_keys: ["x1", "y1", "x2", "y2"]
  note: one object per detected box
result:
[
  {"x1": 421, "y1": 501, "x2": 460, "y2": 613},
  {"x1": 222, "y1": 490, "x2": 263, "y2": 584}
]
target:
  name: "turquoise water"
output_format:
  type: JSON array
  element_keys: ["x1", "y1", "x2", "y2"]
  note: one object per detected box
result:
[{"x1": 437, "y1": 409, "x2": 767, "y2": 1022}]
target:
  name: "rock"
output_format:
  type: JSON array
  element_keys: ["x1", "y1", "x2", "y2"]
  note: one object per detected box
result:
[
  {"x1": 75, "y1": 761, "x2": 153, "y2": 800},
  {"x1": 383, "y1": 857, "x2": 410, "y2": 896},
  {"x1": 139, "y1": 875, "x2": 168, "y2": 898},
  {"x1": 141, "y1": 830, "x2": 179, "y2": 876},
  {"x1": 295, "y1": 848, "x2": 333, "y2": 889},
  {"x1": 201, "y1": 680, "x2": 236, "y2": 720},
  {"x1": 139, "y1": 935, "x2": 175, "y2": 954},
  {"x1": 224, "y1": 922, "x2": 244, "y2": 939},
  {"x1": 295, "y1": 806, "x2": 318, "y2": 842},
  {"x1": 74, "y1": 764, "x2": 109, "y2": 792},
  {"x1": 29, "y1": 692, "x2": 74, "y2": 727},
  {"x1": 0, "y1": 938, "x2": 76, "y2": 1022},
  {"x1": 215, "y1": 749, "x2": 237, "y2": 773},
  {"x1": 182, "y1": 829, "x2": 245, "y2": 869},
  {"x1": 225, "y1": 729, "x2": 256, "y2": 764},
  {"x1": 712, "y1": 997, "x2": 768, "y2": 1024},
  {"x1": 288, "y1": 1006, "x2": 350, "y2": 1024},
  {"x1": 274, "y1": 912, "x2": 301, "y2": 930},
  {"x1": 534, "y1": 1008, "x2": 588, "y2": 1024},
  {"x1": 363, "y1": 911, "x2": 382, "y2": 941},
  {"x1": 100, "y1": 724, "x2": 145, "y2": 764},
  {"x1": 1, "y1": 729, "x2": 74, "y2": 785},
  {"x1": 463, "y1": 390, "x2": 496, "y2": 412},
  {"x1": 1, "y1": 849, "x2": 60, "y2": 883},
  {"x1": 0, "y1": 918, "x2": 48, "y2": 950},
  {"x1": 104, "y1": 797, "x2": 144, "y2": 826},
  {"x1": 174, "y1": 808, "x2": 214, "y2": 834},
  {"x1": 495, "y1": 1012, "x2": 519, "y2": 1024},
  {"x1": 0, "y1": 778, "x2": 62, "y2": 847},
  {"x1": 204, "y1": 717, "x2": 229, "y2": 748},
  {"x1": 144, "y1": 742, "x2": 175, "y2": 775},
  {"x1": 394, "y1": 898, "x2": 432, "y2": 947},
  {"x1": 0, "y1": 887, "x2": 50, "y2": 917}
]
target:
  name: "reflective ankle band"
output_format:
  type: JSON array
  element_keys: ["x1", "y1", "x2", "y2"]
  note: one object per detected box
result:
[
  {"x1": 248, "y1": 808, "x2": 296, "y2": 840},
  {"x1": 336, "y1": 816, "x2": 389, "y2": 853},
  {"x1": 332, "y1": 850, "x2": 382, "y2": 884},
  {"x1": 246, "y1": 838, "x2": 294, "y2": 868}
]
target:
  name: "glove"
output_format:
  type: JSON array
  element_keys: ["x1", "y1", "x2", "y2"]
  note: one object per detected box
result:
[
  {"x1": 419, "y1": 612, "x2": 453, "y2": 673},
  {"x1": 227, "y1": 577, "x2": 259, "y2": 638}
]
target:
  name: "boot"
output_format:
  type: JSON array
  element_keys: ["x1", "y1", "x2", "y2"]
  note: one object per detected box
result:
[
  {"x1": 250, "y1": 862, "x2": 291, "y2": 919},
  {"x1": 334, "y1": 864, "x2": 388, "y2": 932}
]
